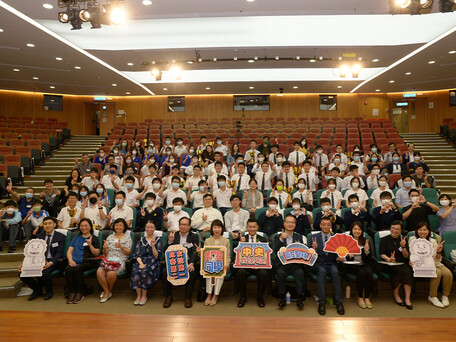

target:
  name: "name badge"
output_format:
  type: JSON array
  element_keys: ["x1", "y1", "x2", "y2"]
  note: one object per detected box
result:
[
  {"x1": 398, "y1": 247, "x2": 402, "y2": 252},
  {"x1": 51, "y1": 194, "x2": 56, "y2": 198},
  {"x1": 26, "y1": 205, "x2": 32, "y2": 208},
  {"x1": 83, "y1": 242, "x2": 88, "y2": 247},
  {"x1": 52, "y1": 242, "x2": 59, "y2": 248}
]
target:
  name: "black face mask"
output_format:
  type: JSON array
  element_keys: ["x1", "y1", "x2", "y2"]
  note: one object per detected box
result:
[{"x1": 89, "y1": 197, "x2": 98, "y2": 204}]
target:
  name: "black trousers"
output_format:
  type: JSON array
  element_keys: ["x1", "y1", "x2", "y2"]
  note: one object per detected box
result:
[
  {"x1": 235, "y1": 268, "x2": 268, "y2": 298},
  {"x1": 64, "y1": 261, "x2": 97, "y2": 294},
  {"x1": 163, "y1": 268, "x2": 197, "y2": 299},
  {"x1": 276, "y1": 264, "x2": 307, "y2": 296},
  {"x1": 345, "y1": 264, "x2": 374, "y2": 298},
  {"x1": 20, "y1": 265, "x2": 56, "y2": 294}
]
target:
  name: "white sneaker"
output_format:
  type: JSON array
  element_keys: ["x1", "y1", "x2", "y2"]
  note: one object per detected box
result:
[
  {"x1": 441, "y1": 296, "x2": 450, "y2": 307},
  {"x1": 428, "y1": 296, "x2": 445, "y2": 308}
]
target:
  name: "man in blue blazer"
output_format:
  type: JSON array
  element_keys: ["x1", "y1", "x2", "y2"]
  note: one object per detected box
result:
[
  {"x1": 311, "y1": 217, "x2": 345, "y2": 315},
  {"x1": 274, "y1": 216, "x2": 307, "y2": 309},
  {"x1": 19, "y1": 217, "x2": 65, "y2": 301},
  {"x1": 163, "y1": 217, "x2": 200, "y2": 309}
]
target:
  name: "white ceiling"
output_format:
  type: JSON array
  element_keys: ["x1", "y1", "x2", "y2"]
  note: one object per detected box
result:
[{"x1": 0, "y1": 0, "x2": 456, "y2": 96}]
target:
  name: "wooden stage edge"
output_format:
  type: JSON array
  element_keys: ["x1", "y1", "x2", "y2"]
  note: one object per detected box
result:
[{"x1": 1, "y1": 310, "x2": 456, "y2": 342}]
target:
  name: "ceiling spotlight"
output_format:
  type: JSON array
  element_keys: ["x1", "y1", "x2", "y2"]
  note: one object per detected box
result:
[
  {"x1": 339, "y1": 65, "x2": 350, "y2": 78},
  {"x1": 112, "y1": 83, "x2": 117, "y2": 86},
  {"x1": 187, "y1": 60, "x2": 193, "y2": 64},
  {"x1": 248, "y1": 59, "x2": 254, "y2": 63},
  {"x1": 58, "y1": 12, "x2": 70, "y2": 23},
  {"x1": 275, "y1": 56, "x2": 279, "y2": 60},
  {"x1": 56, "y1": 57, "x2": 63, "y2": 61},
  {"x1": 213, "y1": 58, "x2": 217, "y2": 62},
  {"x1": 296, "y1": 56, "x2": 300, "y2": 60},
  {"x1": 396, "y1": 0, "x2": 412, "y2": 8},
  {"x1": 351, "y1": 63, "x2": 362, "y2": 78},
  {"x1": 127, "y1": 62, "x2": 134, "y2": 66},
  {"x1": 293, "y1": 86, "x2": 298, "y2": 89},
  {"x1": 33, "y1": 77, "x2": 39, "y2": 80},
  {"x1": 420, "y1": 0, "x2": 434, "y2": 8},
  {"x1": 205, "y1": 87, "x2": 211, "y2": 90},
  {"x1": 79, "y1": 9, "x2": 91, "y2": 22},
  {"x1": 440, "y1": 0, "x2": 456, "y2": 12},
  {"x1": 27, "y1": 43, "x2": 35, "y2": 47},
  {"x1": 163, "y1": 88, "x2": 168, "y2": 91},
  {"x1": 50, "y1": 86, "x2": 55, "y2": 89},
  {"x1": 372, "y1": 59, "x2": 379, "y2": 62},
  {"x1": 376, "y1": 89, "x2": 381, "y2": 92},
  {"x1": 43, "y1": 3, "x2": 53, "y2": 9},
  {"x1": 389, "y1": 80, "x2": 395, "y2": 83},
  {"x1": 169, "y1": 66, "x2": 182, "y2": 80},
  {"x1": 110, "y1": 6, "x2": 126, "y2": 25},
  {"x1": 151, "y1": 68, "x2": 162, "y2": 81},
  {"x1": 249, "y1": 86, "x2": 254, "y2": 89},
  {"x1": 406, "y1": 72, "x2": 412, "y2": 75},
  {"x1": 233, "y1": 57, "x2": 238, "y2": 61},
  {"x1": 13, "y1": 69, "x2": 20, "y2": 72},
  {"x1": 337, "y1": 85, "x2": 342, "y2": 89},
  {"x1": 198, "y1": 58, "x2": 202, "y2": 63},
  {"x1": 142, "y1": 0, "x2": 153, "y2": 5},
  {"x1": 394, "y1": 0, "x2": 422, "y2": 14},
  {"x1": 310, "y1": 59, "x2": 316, "y2": 63},
  {"x1": 0, "y1": 29, "x2": 3, "y2": 33},
  {"x1": 449, "y1": 50, "x2": 456, "y2": 54},
  {"x1": 429, "y1": 60, "x2": 436, "y2": 64},
  {"x1": 126, "y1": 92, "x2": 131, "y2": 94},
  {"x1": 74, "y1": 66, "x2": 81, "y2": 69}
]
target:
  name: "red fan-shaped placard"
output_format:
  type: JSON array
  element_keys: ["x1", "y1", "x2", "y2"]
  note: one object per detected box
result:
[{"x1": 323, "y1": 234, "x2": 361, "y2": 257}]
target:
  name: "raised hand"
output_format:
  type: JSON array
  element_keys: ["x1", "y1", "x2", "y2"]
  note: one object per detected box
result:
[
  {"x1": 202, "y1": 213, "x2": 208, "y2": 221},
  {"x1": 437, "y1": 240, "x2": 445, "y2": 253},
  {"x1": 115, "y1": 239, "x2": 121, "y2": 248},
  {"x1": 364, "y1": 239, "x2": 370, "y2": 253},
  {"x1": 312, "y1": 237, "x2": 318, "y2": 250},
  {"x1": 195, "y1": 243, "x2": 201, "y2": 255},
  {"x1": 240, "y1": 235, "x2": 246, "y2": 242},
  {"x1": 141, "y1": 207, "x2": 146, "y2": 217},
  {"x1": 87, "y1": 236, "x2": 93, "y2": 247},
  {"x1": 280, "y1": 229, "x2": 287, "y2": 241},
  {"x1": 400, "y1": 235, "x2": 406, "y2": 248}
]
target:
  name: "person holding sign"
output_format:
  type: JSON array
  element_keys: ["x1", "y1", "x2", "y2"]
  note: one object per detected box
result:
[
  {"x1": 202, "y1": 219, "x2": 230, "y2": 306},
  {"x1": 19, "y1": 217, "x2": 65, "y2": 301},
  {"x1": 274, "y1": 216, "x2": 307, "y2": 309},
  {"x1": 311, "y1": 217, "x2": 345, "y2": 315},
  {"x1": 409, "y1": 222, "x2": 452, "y2": 308},
  {"x1": 235, "y1": 218, "x2": 269, "y2": 308},
  {"x1": 379, "y1": 220, "x2": 413, "y2": 310},
  {"x1": 163, "y1": 217, "x2": 199, "y2": 309},
  {"x1": 345, "y1": 222, "x2": 374, "y2": 309}
]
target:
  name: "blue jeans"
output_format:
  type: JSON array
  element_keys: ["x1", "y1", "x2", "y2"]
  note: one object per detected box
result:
[{"x1": 313, "y1": 263, "x2": 343, "y2": 305}]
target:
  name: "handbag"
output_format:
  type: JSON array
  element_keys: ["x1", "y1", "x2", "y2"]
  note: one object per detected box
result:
[{"x1": 97, "y1": 255, "x2": 121, "y2": 271}]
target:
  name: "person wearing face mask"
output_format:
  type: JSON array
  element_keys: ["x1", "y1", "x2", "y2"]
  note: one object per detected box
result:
[
  {"x1": 258, "y1": 197, "x2": 284, "y2": 239},
  {"x1": 385, "y1": 152, "x2": 405, "y2": 175},
  {"x1": 163, "y1": 198, "x2": 189, "y2": 232},
  {"x1": 81, "y1": 167, "x2": 100, "y2": 192},
  {"x1": 312, "y1": 144, "x2": 329, "y2": 173},
  {"x1": 80, "y1": 191, "x2": 107, "y2": 230},
  {"x1": 121, "y1": 166, "x2": 140, "y2": 190},
  {"x1": 121, "y1": 155, "x2": 138, "y2": 175},
  {"x1": 77, "y1": 186, "x2": 90, "y2": 210},
  {"x1": 214, "y1": 137, "x2": 229, "y2": 157},
  {"x1": 224, "y1": 195, "x2": 249, "y2": 238},
  {"x1": 118, "y1": 140, "x2": 129, "y2": 155},
  {"x1": 278, "y1": 162, "x2": 296, "y2": 192},
  {"x1": 206, "y1": 153, "x2": 229, "y2": 177},
  {"x1": 327, "y1": 154, "x2": 344, "y2": 176},
  {"x1": 366, "y1": 165, "x2": 382, "y2": 190},
  {"x1": 140, "y1": 164, "x2": 159, "y2": 192},
  {"x1": 320, "y1": 178, "x2": 343, "y2": 211},
  {"x1": 188, "y1": 180, "x2": 208, "y2": 211},
  {"x1": 270, "y1": 179, "x2": 290, "y2": 211},
  {"x1": 191, "y1": 194, "x2": 223, "y2": 233},
  {"x1": 293, "y1": 179, "x2": 313, "y2": 207},
  {"x1": 106, "y1": 191, "x2": 133, "y2": 229},
  {"x1": 21, "y1": 199, "x2": 49, "y2": 241},
  {"x1": 286, "y1": 198, "x2": 312, "y2": 235},
  {"x1": 350, "y1": 152, "x2": 367, "y2": 176},
  {"x1": 395, "y1": 175, "x2": 416, "y2": 209},
  {"x1": 95, "y1": 184, "x2": 110, "y2": 208},
  {"x1": 7, "y1": 186, "x2": 35, "y2": 220},
  {"x1": 312, "y1": 198, "x2": 343, "y2": 232},
  {"x1": 402, "y1": 143, "x2": 415, "y2": 164},
  {"x1": 159, "y1": 176, "x2": 187, "y2": 209},
  {"x1": 298, "y1": 137, "x2": 310, "y2": 158},
  {"x1": 137, "y1": 193, "x2": 163, "y2": 231},
  {"x1": 251, "y1": 153, "x2": 270, "y2": 174},
  {"x1": 138, "y1": 178, "x2": 164, "y2": 206},
  {"x1": 159, "y1": 148, "x2": 174, "y2": 168},
  {"x1": 342, "y1": 165, "x2": 366, "y2": 191},
  {"x1": 437, "y1": 194, "x2": 456, "y2": 235},
  {"x1": 407, "y1": 152, "x2": 429, "y2": 175},
  {"x1": 366, "y1": 154, "x2": 384, "y2": 173},
  {"x1": 132, "y1": 140, "x2": 144, "y2": 156},
  {"x1": 101, "y1": 165, "x2": 121, "y2": 191},
  {"x1": 402, "y1": 189, "x2": 439, "y2": 232},
  {"x1": 254, "y1": 162, "x2": 276, "y2": 195},
  {"x1": 159, "y1": 136, "x2": 174, "y2": 155},
  {"x1": 211, "y1": 176, "x2": 232, "y2": 215},
  {"x1": 257, "y1": 135, "x2": 273, "y2": 155},
  {"x1": 0, "y1": 200, "x2": 22, "y2": 253},
  {"x1": 329, "y1": 145, "x2": 348, "y2": 167},
  {"x1": 184, "y1": 165, "x2": 205, "y2": 192},
  {"x1": 120, "y1": 176, "x2": 140, "y2": 208},
  {"x1": 343, "y1": 194, "x2": 371, "y2": 230},
  {"x1": 382, "y1": 142, "x2": 397, "y2": 164},
  {"x1": 288, "y1": 142, "x2": 306, "y2": 168},
  {"x1": 173, "y1": 138, "x2": 188, "y2": 158},
  {"x1": 367, "y1": 144, "x2": 382, "y2": 163},
  {"x1": 370, "y1": 175, "x2": 395, "y2": 207},
  {"x1": 181, "y1": 146, "x2": 195, "y2": 168},
  {"x1": 273, "y1": 152, "x2": 286, "y2": 175},
  {"x1": 129, "y1": 148, "x2": 141, "y2": 165},
  {"x1": 298, "y1": 160, "x2": 318, "y2": 191},
  {"x1": 142, "y1": 146, "x2": 159, "y2": 168},
  {"x1": 323, "y1": 167, "x2": 344, "y2": 191},
  {"x1": 344, "y1": 177, "x2": 368, "y2": 209},
  {"x1": 371, "y1": 192, "x2": 401, "y2": 231},
  {"x1": 94, "y1": 149, "x2": 108, "y2": 168},
  {"x1": 184, "y1": 155, "x2": 202, "y2": 177},
  {"x1": 163, "y1": 166, "x2": 184, "y2": 190}
]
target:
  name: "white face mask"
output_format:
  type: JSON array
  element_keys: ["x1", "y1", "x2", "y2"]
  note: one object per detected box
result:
[
  {"x1": 381, "y1": 199, "x2": 390, "y2": 205},
  {"x1": 372, "y1": 169, "x2": 380, "y2": 175},
  {"x1": 334, "y1": 159, "x2": 340, "y2": 163},
  {"x1": 379, "y1": 180, "x2": 387, "y2": 187},
  {"x1": 177, "y1": 141, "x2": 183, "y2": 145},
  {"x1": 173, "y1": 205, "x2": 182, "y2": 212},
  {"x1": 317, "y1": 150, "x2": 323, "y2": 155},
  {"x1": 258, "y1": 157, "x2": 265, "y2": 162},
  {"x1": 152, "y1": 183, "x2": 161, "y2": 190},
  {"x1": 277, "y1": 157, "x2": 283, "y2": 163},
  {"x1": 298, "y1": 183, "x2": 305, "y2": 189},
  {"x1": 350, "y1": 202, "x2": 359, "y2": 209},
  {"x1": 321, "y1": 205, "x2": 331, "y2": 212},
  {"x1": 328, "y1": 184, "x2": 336, "y2": 190},
  {"x1": 269, "y1": 204, "x2": 277, "y2": 210},
  {"x1": 6, "y1": 208, "x2": 15, "y2": 215},
  {"x1": 292, "y1": 204, "x2": 300, "y2": 210},
  {"x1": 410, "y1": 196, "x2": 419, "y2": 203},
  {"x1": 146, "y1": 199, "x2": 155, "y2": 207},
  {"x1": 352, "y1": 183, "x2": 359, "y2": 189},
  {"x1": 440, "y1": 200, "x2": 450, "y2": 207},
  {"x1": 414, "y1": 156, "x2": 421, "y2": 162}
]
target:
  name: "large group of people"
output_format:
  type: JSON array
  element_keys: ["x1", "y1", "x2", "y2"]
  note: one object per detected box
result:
[{"x1": 6, "y1": 134, "x2": 456, "y2": 314}]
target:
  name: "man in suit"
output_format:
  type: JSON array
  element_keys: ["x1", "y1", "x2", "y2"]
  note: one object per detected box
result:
[
  {"x1": 236, "y1": 218, "x2": 269, "y2": 308},
  {"x1": 274, "y1": 216, "x2": 307, "y2": 309},
  {"x1": 19, "y1": 217, "x2": 65, "y2": 300},
  {"x1": 311, "y1": 217, "x2": 345, "y2": 315},
  {"x1": 163, "y1": 217, "x2": 199, "y2": 308}
]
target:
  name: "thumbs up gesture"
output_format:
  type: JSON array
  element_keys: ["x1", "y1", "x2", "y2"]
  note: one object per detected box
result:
[{"x1": 364, "y1": 239, "x2": 370, "y2": 253}]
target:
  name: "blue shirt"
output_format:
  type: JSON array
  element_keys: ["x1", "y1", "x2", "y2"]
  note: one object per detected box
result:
[
  {"x1": 395, "y1": 187, "x2": 412, "y2": 208},
  {"x1": 437, "y1": 207, "x2": 456, "y2": 234},
  {"x1": 18, "y1": 197, "x2": 34, "y2": 218},
  {"x1": 181, "y1": 153, "x2": 193, "y2": 167},
  {"x1": 2, "y1": 210, "x2": 22, "y2": 225},
  {"x1": 69, "y1": 234, "x2": 90, "y2": 264}
]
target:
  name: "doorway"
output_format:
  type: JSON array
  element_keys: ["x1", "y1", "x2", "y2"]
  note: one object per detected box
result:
[
  {"x1": 391, "y1": 100, "x2": 409, "y2": 133},
  {"x1": 84, "y1": 102, "x2": 116, "y2": 136},
  {"x1": 390, "y1": 97, "x2": 428, "y2": 133}
]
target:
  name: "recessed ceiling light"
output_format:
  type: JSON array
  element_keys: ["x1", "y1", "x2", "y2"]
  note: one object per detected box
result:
[
  {"x1": 376, "y1": 89, "x2": 380, "y2": 92},
  {"x1": 248, "y1": 59, "x2": 254, "y2": 63},
  {"x1": 26, "y1": 43, "x2": 35, "y2": 47},
  {"x1": 126, "y1": 92, "x2": 131, "y2": 95},
  {"x1": 309, "y1": 59, "x2": 316, "y2": 63},
  {"x1": 372, "y1": 59, "x2": 379, "y2": 62},
  {"x1": 142, "y1": 0, "x2": 152, "y2": 5},
  {"x1": 449, "y1": 50, "x2": 456, "y2": 54},
  {"x1": 56, "y1": 57, "x2": 63, "y2": 61},
  {"x1": 74, "y1": 66, "x2": 81, "y2": 69},
  {"x1": 50, "y1": 86, "x2": 55, "y2": 89},
  {"x1": 428, "y1": 60, "x2": 435, "y2": 64},
  {"x1": 163, "y1": 88, "x2": 168, "y2": 90},
  {"x1": 33, "y1": 77, "x2": 39, "y2": 80},
  {"x1": 127, "y1": 62, "x2": 134, "y2": 66},
  {"x1": 112, "y1": 83, "x2": 117, "y2": 86},
  {"x1": 405, "y1": 72, "x2": 412, "y2": 75},
  {"x1": 187, "y1": 60, "x2": 193, "y2": 64},
  {"x1": 13, "y1": 68, "x2": 20, "y2": 72},
  {"x1": 389, "y1": 80, "x2": 395, "y2": 83},
  {"x1": 249, "y1": 86, "x2": 254, "y2": 89},
  {"x1": 293, "y1": 86, "x2": 298, "y2": 89},
  {"x1": 337, "y1": 85, "x2": 342, "y2": 89},
  {"x1": 247, "y1": 0, "x2": 255, "y2": 2},
  {"x1": 43, "y1": 3, "x2": 53, "y2": 9},
  {"x1": 205, "y1": 87, "x2": 210, "y2": 90},
  {"x1": 0, "y1": 29, "x2": 3, "y2": 33}
]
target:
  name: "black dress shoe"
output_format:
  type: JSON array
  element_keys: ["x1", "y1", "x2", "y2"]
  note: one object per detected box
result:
[
  {"x1": 257, "y1": 297, "x2": 265, "y2": 308},
  {"x1": 44, "y1": 291, "x2": 54, "y2": 300},
  {"x1": 28, "y1": 292, "x2": 41, "y2": 301},
  {"x1": 406, "y1": 304, "x2": 413, "y2": 310},
  {"x1": 296, "y1": 296, "x2": 304, "y2": 309},
  {"x1": 318, "y1": 303, "x2": 326, "y2": 315},
  {"x1": 336, "y1": 303, "x2": 345, "y2": 315},
  {"x1": 278, "y1": 296, "x2": 286, "y2": 308},
  {"x1": 237, "y1": 297, "x2": 247, "y2": 308},
  {"x1": 395, "y1": 298, "x2": 406, "y2": 307},
  {"x1": 8, "y1": 247, "x2": 15, "y2": 253}
]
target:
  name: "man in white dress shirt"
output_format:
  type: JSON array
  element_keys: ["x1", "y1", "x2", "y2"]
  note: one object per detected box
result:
[
  {"x1": 288, "y1": 142, "x2": 307, "y2": 167},
  {"x1": 254, "y1": 162, "x2": 276, "y2": 192},
  {"x1": 230, "y1": 162, "x2": 250, "y2": 194},
  {"x1": 191, "y1": 194, "x2": 223, "y2": 232},
  {"x1": 224, "y1": 195, "x2": 250, "y2": 240},
  {"x1": 298, "y1": 160, "x2": 318, "y2": 191},
  {"x1": 277, "y1": 162, "x2": 296, "y2": 190},
  {"x1": 312, "y1": 144, "x2": 329, "y2": 173},
  {"x1": 164, "y1": 198, "x2": 190, "y2": 232}
]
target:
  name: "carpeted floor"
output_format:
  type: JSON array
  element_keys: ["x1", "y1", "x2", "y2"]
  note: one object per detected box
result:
[{"x1": 2, "y1": 278, "x2": 456, "y2": 318}]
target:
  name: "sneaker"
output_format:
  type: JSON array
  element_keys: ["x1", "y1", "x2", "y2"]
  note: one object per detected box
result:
[
  {"x1": 428, "y1": 296, "x2": 444, "y2": 308},
  {"x1": 441, "y1": 296, "x2": 450, "y2": 307}
]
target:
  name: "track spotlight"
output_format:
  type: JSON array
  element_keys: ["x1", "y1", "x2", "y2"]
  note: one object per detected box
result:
[
  {"x1": 420, "y1": 0, "x2": 434, "y2": 9},
  {"x1": 339, "y1": 65, "x2": 350, "y2": 78},
  {"x1": 109, "y1": 6, "x2": 126, "y2": 24},
  {"x1": 169, "y1": 66, "x2": 182, "y2": 80},
  {"x1": 396, "y1": 0, "x2": 412, "y2": 7},
  {"x1": 58, "y1": 12, "x2": 69, "y2": 23},
  {"x1": 151, "y1": 68, "x2": 162, "y2": 81},
  {"x1": 79, "y1": 9, "x2": 91, "y2": 22},
  {"x1": 440, "y1": 0, "x2": 456, "y2": 12},
  {"x1": 351, "y1": 64, "x2": 362, "y2": 78}
]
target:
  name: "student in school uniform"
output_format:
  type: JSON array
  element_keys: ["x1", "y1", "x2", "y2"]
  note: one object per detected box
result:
[
  {"x1": 212, "y1": 175, "x2": 232, "y2": 215},
  {"x1": 385, "y1": 152, "x2": 406, "y2": 175},
  {"x1": 277, "y1": 162, "x2": 296, "y2": 191},
  {"x1": 323, "y1": 167, "x2": 344, "y2": 192},
  {"x1": 329, "y1": 144, "x2": 348, "y2": 168},
  {"x1": 230, "y1": 162, "x2": 250, "y2": 196},
  {"x1": 343, "y1": 177, "x2": 368, "y2": 209},
  {"x1": 370, "y1": 175, "x2": 395, "y2": 207},
  {"x1": 383, "y1": 142, "x2": 398, "y2": 164},
  {"x1": 312, "y1": 198, "x2": 343, "y2": 232},
  {"x1": 188, "y1": 179, "x2": 208, "y2": 211},
  {"x1": 312, "y1": 145, "x2": 329, "y2": 173},
  {"x1": 320, "y1": 178, "x2": 343, "y2": 212},
  {"x1": 408, "y1": 152, "x2": 430, "y2": 174},
  {"x1": 293, "y1": 178, "x2": 313, "y2": 208},
  {"x1": 288, "y1": 142, "x2": 307, "y2": 167},
  {"x1": 343, "y1": 194, "x2": 371, "y2": 230},
  {"x1": 254, "y1": 162, "x2": 276, "y2": 195},
  {"x1": 269, "y1": 180, "x2": 290, "y2": 211},
  {"x1": 298, "y1": 160, "x2": 319, "y2": 191}
]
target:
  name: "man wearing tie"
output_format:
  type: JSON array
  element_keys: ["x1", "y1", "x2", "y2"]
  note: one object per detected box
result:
[
  {"x1": 274, "y1": 216, "x2": 307, "y2": 309},
  {"x1": 235, "y1": 219, "x2": 269, "y2": 308},
  {"x1": 254, "y1": 162, "x2": 275, "y2": 195},
  {"x1": 311, "y1": 217, "x2": 345, "y2": 315},
  {"x1": 163, "y1": 217, "x2": 199, "y2": 308},
  {"x1": 299, "y1": 161, "x2": 318, "y2": 191},
  {"x1": 278, "y1": 162, "x2": 296, "y2": 191},
  {"x1": 312, "y1": 145, "x2": 329, "y2": 173},
  {"x1": 288, "y1": 142, "x2": 306, "y2": 167},
  {"x1": 19, "y1": 217, "x2": 65, "y2": 301}
]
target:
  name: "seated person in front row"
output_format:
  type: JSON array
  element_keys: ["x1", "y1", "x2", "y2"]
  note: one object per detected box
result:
[
  {"x1": 343, "y1": 194, "x2": 370, "y2": 230},
  {"x1": 224, "y1": 195, "x2": 250, "y2": 240},
  {"x1": 163, "y1": 217, "x2": 199, "y2": 309},
  {"x1": 311, "y1": 217, "x2": 345, "y2": 315},
  {"x1": 286, "y1": 198, "x2": 312, "y2": 235},
  {"x1": 19, "y1": 217, "x2": 65, "y2": 301},
  {"x1": 401, "y1": 189, "x2": 439, "y2": 232},
  {"x1": 274, "y1": 216, "x2": 307, "y2": 309},
  {"x1": 371, "y1": 191, "x2": 402, "y2": 231},
  {"x1": 258, "y1": 197, "x2": 284, "y2": 238},
  {"x1": 236, "y1": 218, "x2": 269, "y2": 308},
  {"x1": 163, "y1": 197, "x2": 189, "y2": 232},
  {"x1": 313, "y1": 198, "x2": 343, "y2": 232}
]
